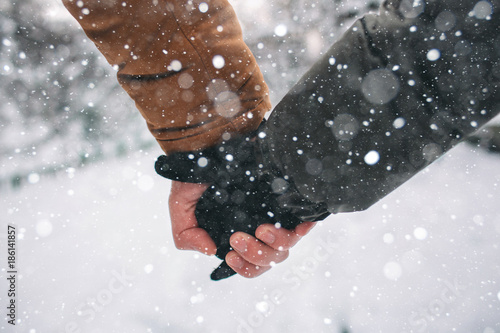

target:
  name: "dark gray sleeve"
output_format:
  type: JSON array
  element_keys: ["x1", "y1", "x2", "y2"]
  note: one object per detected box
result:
[{"x1": 264, "y1": 0, "x2": 500, "y2": 214}]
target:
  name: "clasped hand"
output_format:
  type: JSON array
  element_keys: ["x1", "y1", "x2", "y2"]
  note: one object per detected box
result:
[{"x1": 169, "y1": 181, "x2": 315, "y2": 278}]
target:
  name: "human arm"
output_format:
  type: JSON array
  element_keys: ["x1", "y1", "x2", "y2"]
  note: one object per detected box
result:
[
  {"x1": 62, "y1": 0, "x2": 269, "y2": 153},
  {"x1": 264, "y1": 0, "x2": 500, "y2": 213}
]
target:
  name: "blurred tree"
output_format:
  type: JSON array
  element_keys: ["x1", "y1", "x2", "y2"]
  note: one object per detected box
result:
[{"x1": 0, "y1": 0, "x2": 153, "y2": 189}]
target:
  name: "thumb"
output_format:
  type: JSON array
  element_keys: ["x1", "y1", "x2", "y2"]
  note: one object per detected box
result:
[
  {"x1": 169, "y1": 181, "x2": 217, "y2": 256},
  {"x1": 155, "y1": 152, "x2": 217, "y2": 183}
]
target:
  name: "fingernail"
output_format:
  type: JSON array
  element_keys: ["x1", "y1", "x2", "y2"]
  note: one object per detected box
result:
[
  {"x1": 227, "y1": 253, "x2": 245, "y2": 269},
  {"x1": 259, "y1": 231, "x2": 275, "y2": 245},
  {"x1": 231, "y1": 237, "x2": 247, "y2": 253}
]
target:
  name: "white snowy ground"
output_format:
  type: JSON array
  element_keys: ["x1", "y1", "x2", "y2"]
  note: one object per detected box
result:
[{"x1": 1, "y1": 141, "x2": 500, "y2": 333}]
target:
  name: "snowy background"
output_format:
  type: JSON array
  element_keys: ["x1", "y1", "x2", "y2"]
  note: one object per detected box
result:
[{"x1": 1, "y1": 0, "x2": 500, "y2": 332}]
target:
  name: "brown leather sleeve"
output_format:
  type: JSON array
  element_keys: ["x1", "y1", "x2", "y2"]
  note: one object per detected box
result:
[{"x1": 63, "y1": 0, "x2": 271, "y2": 154}]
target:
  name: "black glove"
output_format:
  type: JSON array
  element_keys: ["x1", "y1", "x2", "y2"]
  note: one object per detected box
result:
[{"x1": 155, "y1": 123, "x2": 329, "y2": 280}]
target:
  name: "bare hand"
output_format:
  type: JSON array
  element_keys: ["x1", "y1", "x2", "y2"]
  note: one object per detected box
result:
[
  {"x1": 225, "y1": 222, "x2": 315, "y2": 278},
  {"x1": 169, "y1": 181, "x2": 216, "y2": 255}
]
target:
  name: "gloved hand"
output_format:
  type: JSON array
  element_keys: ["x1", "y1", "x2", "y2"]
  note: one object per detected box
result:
[{"x1": 155, "y1": 123, "x2": 329, "y2": 280}]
